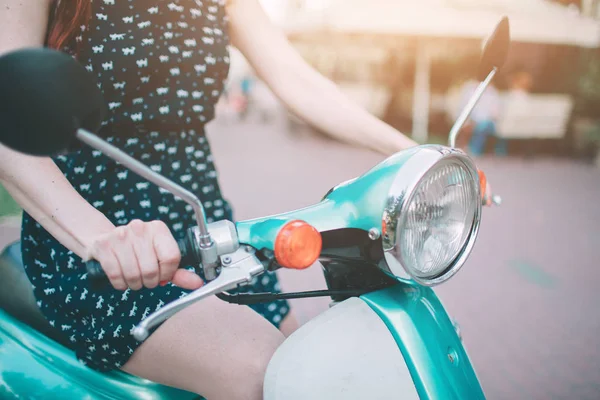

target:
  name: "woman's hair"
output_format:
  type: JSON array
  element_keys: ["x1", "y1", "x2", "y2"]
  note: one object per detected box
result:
[{"x1": 46, "y1": 0, "x2": 92, "y2": 52}]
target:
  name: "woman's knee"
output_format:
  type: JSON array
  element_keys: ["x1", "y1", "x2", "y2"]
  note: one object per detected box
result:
[
  {"x1": 123, "y1": 297, "x2": 285, "y2": 399},
  {"x1": 280, "y1": 312, "x2": 300, "y2": 337},
  {"x1": 221, "y1": 352, "x2": 278, "y2": 399},
  {"x1": 187, "y1": 331, "x2": 283, "y2": 399}
]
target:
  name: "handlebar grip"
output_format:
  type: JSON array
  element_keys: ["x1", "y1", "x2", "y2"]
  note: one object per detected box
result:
[
  {"x1": 86, "y1": 234, "x2": 200, "y2": 290},
  {"x1": 85, "y1": 259, "x2": 108, "y2": 290}
]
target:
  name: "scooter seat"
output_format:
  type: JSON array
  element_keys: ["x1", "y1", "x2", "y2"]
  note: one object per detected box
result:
[
  {"x1": 0, "y1": 241, "x2": 69, "y2": 346},
  {"x1": 0, "y1": 241, "x2": 199, "y2": 398}
]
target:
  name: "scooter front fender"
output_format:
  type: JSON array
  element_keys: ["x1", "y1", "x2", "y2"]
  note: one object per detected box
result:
[
  {"x1": 361, "y1": 284, "x2": 486, "y2": 399},
  {"x1": 0, "y1": 309, "x2": 196, "y2": 399},
  {"x1": 264, "y1": 283, "x2": 485, "y2": 400}
]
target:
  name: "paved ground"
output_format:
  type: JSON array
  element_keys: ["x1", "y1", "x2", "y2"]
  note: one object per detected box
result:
[
  {"x1": 1, "y1": 111, "x2": 599, "y2": 399},
  {"x1": 209, "y1": 113, "x2": 600, "y2": 400}
]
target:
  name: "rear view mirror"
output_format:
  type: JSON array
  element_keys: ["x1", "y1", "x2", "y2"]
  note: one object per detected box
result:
[
  {"x1": 449, "y1": 17, "x2": 511, "y2": 147},
  {"x1": 0, "y1": 48, "x2": 105, "y2": 156},
  {"x1": 478, "y1": 16, "x2": 511, "y2": 80}
]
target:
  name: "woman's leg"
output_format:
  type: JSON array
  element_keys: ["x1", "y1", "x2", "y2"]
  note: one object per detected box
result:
[
  {"x1": 279, "y1": 310, "x2": 299, "y2": 337},
  {"x1": 121, "y1": 295, "x2": 285, "y2": 400}
]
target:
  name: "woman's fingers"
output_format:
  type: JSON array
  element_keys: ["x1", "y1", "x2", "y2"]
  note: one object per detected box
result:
[
  {"x1": 90, "y1": 232, "x2": 128, "y2": 290},
  {"x1": 88, "y1": 219, "x2": 193, "y2": 291},
  {"x1": 171, "y1": 269, "x2": 204, "y2": 290},
  {"x1": 111, "y1": 225, "x2": 143, "y2": 290},
  {"x1": 92, "y1": 240, "x2": 127, "y2": 291},
  {"x1": 149, "y1": 220, "x2": 181, "y2": 283},
  {"x1": 129, "y1": 219, "x2": 160, "y2": 289}
]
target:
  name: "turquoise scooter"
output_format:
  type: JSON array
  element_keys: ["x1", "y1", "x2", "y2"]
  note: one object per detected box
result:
[{"x1": 0, "y1": 17, "x2": 509, "y2": 400}]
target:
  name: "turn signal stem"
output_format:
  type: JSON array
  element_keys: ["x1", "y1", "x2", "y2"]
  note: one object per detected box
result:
[{"x1": 478, "y1": 169, "x2": 488, "y2": 201}]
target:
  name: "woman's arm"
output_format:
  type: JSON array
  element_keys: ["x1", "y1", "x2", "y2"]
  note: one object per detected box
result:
[
  {"x1": 226, "y1": 0, "x2": 417, "y2": 156},
  {"x1": 0, "y1": 145, "x2": 203, "y2": 290},
  {"x1": 0, "y1": 0, "x2": 51, "y2": 52},
  {"x1": 0, "y1": 0, "x2": 109, "y2": 258},
  {"x1": 0, "y1": 145, "x2": 115, "y2": 258},
  {"x1": 0, "y1": 1, "x2": 201, "y2": 291}
]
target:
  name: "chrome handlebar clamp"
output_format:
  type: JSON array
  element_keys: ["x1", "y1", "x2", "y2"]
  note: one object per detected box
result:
[{"x1": 190, "y1": 220, "x2": 240, "y2": 281}]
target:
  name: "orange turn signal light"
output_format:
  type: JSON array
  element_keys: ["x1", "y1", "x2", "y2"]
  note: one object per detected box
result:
[
  {"x1": 274, "y1": 220, "x2": 322, "y2": 270},
  {"x1": 478, "y1": 169, "x2": 487, "y2": 200}
]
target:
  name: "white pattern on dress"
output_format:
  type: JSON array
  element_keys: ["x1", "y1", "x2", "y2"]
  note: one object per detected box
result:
[{"x1": 22, "y1": 0, "x2": 288, "y2": 374}]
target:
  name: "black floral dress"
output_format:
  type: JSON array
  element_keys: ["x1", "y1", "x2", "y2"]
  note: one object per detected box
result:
[{"x1": 20, "y1": 0, "x2": 290, "y2": 372}]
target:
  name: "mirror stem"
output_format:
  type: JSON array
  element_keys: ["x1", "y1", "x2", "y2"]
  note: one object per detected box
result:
[
  {"x1": 448, "y1": 67, "x2": 498, "y2": 148},
  {"x1": 76, "y1": 129, "x2": 219, "y2": 279}
]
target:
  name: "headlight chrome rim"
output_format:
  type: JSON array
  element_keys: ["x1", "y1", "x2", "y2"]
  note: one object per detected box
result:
[{"x1": 381, "y1": 145, "x2": 482, "y2": 286}]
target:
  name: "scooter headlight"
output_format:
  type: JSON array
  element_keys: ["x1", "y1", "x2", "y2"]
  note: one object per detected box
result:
[{"x1": 382, "y1": 147, "x2": 481, "y2": 286}]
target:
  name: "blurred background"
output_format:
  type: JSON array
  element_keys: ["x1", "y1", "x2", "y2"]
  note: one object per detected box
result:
[{"x1": 2, "y1": 0, "x2": 600, "y2": 399}]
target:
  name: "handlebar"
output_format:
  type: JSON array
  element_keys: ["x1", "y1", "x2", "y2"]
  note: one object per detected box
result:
[{"x1": 85, "y1": 233, "x2": 201, "y2": 290}]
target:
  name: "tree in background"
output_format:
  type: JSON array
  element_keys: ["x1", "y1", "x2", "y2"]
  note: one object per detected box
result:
[
  {"x1": 0, "y1": 184, "x2": 20, "y2": 219},
  {"x1": 573, "y1": 48, "x2": 600, "y2": 161}
]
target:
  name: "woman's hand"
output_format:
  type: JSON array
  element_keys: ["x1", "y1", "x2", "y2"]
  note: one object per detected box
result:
[{"x1": 85, "y1": 219, "x2": 204, "y2": 291}]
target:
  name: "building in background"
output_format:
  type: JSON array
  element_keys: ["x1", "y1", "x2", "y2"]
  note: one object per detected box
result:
[{"x1": 246, "y1": 0, "x2": 600, "y2": 156}]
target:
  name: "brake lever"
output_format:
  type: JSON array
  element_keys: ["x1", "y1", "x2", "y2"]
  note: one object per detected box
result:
[{"x1": 131, "y1": 246, "x2": 264, "y2": 341}]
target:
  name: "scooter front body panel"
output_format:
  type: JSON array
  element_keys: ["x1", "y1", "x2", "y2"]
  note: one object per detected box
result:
[
  {"x1": 0, "y1": 309, "x2": 196, "y2": 399},
  {"x1": 361, "y1": 284, "x2": 486, "y2": 400},
  {"x1": 236, "y1": 146, "x2": 422, "y2": 250}
]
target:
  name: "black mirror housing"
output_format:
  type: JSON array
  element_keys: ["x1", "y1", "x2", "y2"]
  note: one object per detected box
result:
[
  {"x1": 0, "y1": 48, "x2": 105, "y2": 156},
  {"x1": 478, "y1": 16, "x2": 511, "y2": 81}
]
